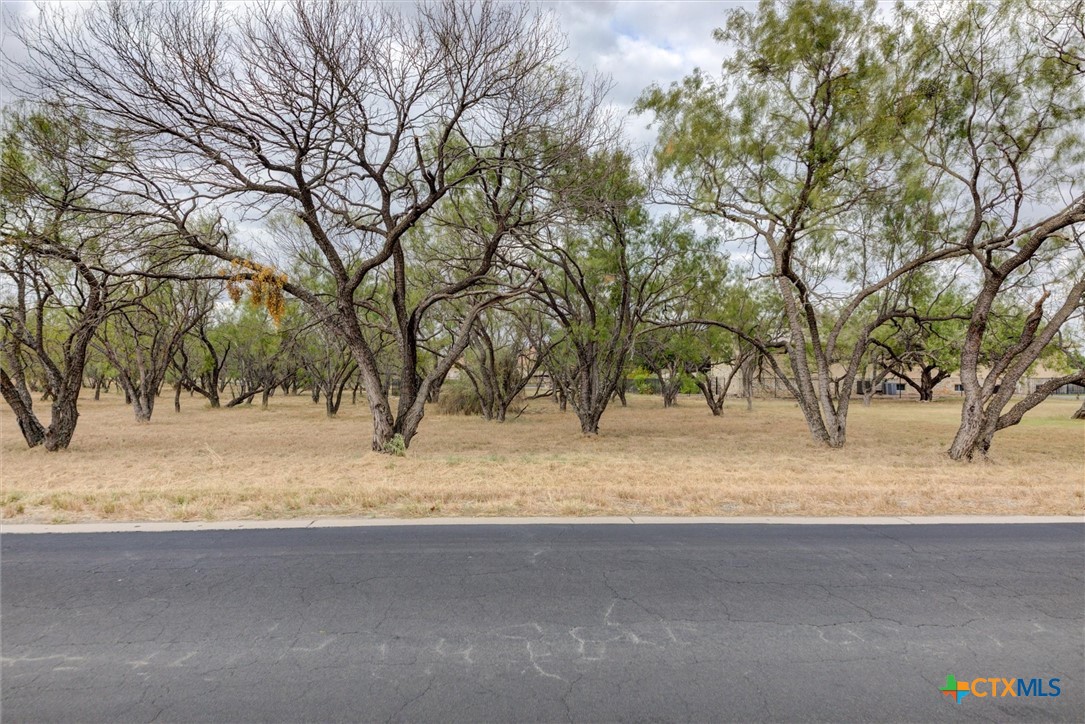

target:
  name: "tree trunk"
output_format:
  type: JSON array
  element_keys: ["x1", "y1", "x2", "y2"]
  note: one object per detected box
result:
[
  {"x1": 1, "y1": 368, "x2": 46, "y2": 447},
  {"x1": 700, "y1": 384, "x2": 725, "y2": 416},
  {"x1": 94, "y1": 376, "x2": 103, "y2": 401},
  {"x1": 391, "y1": 400, "x2": 425, "y2": 449},
  {"x1": 225, "y1": 388, "x2": 263, "y2": 407},
  {"x1": 43, "y1": 396, "x2": 79, "y2": 452},
  {"x1": 206, "y1": 382, "x2": 221, "y2": 409},
  {"x1": 948, "y1": 400, "x2": 989, "y2": 461},
  {"x1": 174, "y1": 380, "x2": 182, "y2": 413},
  {"x1": 578, "y1": 406, "x2": 603, "y2": 434},
  {"x1": 661, "y1": 382, "x2": 679, "y2": 408},
  {"x1": 918, "y1": 368, "x2": 935, "y2": 402},
  {"x1": 742, "y1": 366, "x2": 754, "y2": 411},
  {"x1": 326, "y1": 377, "x2": 350, "y2": 417},
  {"x1": 1072, "y1": 399, "x2": 1085, "y2": 420},
  {"x1": 132, "y1": 395, "x2": 153, "y2": 423}
]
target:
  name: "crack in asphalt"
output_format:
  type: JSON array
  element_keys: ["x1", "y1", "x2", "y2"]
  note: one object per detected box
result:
[{"x1": 2, "y1": 524, "x2": 1081, "y2": 722}]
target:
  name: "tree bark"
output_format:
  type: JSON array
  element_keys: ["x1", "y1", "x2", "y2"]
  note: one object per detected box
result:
[
  {"x1": 0, "y1": 368, "x2": 46, "y2": 447},
  {"x1": 43, "y1": 396, "x2": 80, "y2": 452}
]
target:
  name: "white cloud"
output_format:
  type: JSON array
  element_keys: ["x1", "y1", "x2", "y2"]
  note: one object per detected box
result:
[{"x1": 549, "y1": 1, "x2": 757, "y2": 151}]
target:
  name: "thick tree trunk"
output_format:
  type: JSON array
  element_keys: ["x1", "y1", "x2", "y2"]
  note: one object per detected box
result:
[
  {"x1": 132, "y1": 394, "x2": 154, "y2": 423},
  {"x1": 948, "y1": 400, "x2": 989, "y2": 461},
  {"x1": 174, "y1": 380, "x2": 182, "y2": 413},
  {"x1": 1072, "y1": 399, "x2": 1085, "y2": 420},
  {"x1": 392, "y1": 406, "x2": 423, "y2": 448},
  {"x1": 43, "y1": 396, "x2": 79, "y2": 452},
  {"x1": 918, "y1": 369, "x2": 935, "y2": 402},
  {"x1": 578, "y1": 407, "x2": 603, "y2": 434},
  {"x1": 1, "y1": 368, "x2": 46, "y2": 447}
]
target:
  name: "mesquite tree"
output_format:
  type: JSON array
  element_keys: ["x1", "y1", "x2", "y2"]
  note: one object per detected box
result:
[
  {"x1": 14, "y1": 0, "x2": 605, "y2": 452},
  {"x1": 894, "y1": 0, "x2": 1085, "y2": 459},
  {"x1": 0, "y1": 108, "x2": 144, "y2": 450},
  {"x1": 639, "y1": 0, "x2": 981, "y2": 448},
  {"x1": 869, "y1": 274, "x2": 968, "y2": 401},
  {"x1": 529, "y1": 150, "x2": 709, "y2": 434},
  {"x1": 172, "y1": 318, "x2": 231, "y2": 409},
  {"x1": 217, "y1": 305, "x2": 291, "y2": 409},
  {"x1": 94, "y1": 276, "x2": 212, "y2": 422},
  {"x1": 288, "y1": 318, "x2": 357, "y2": 418},
  {"x1": 455, "y1": 305, "x2": 557, "y2": 422}
]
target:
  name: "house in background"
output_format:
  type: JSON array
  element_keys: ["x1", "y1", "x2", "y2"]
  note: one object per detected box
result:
[{"x1": 706, "y1": 360, "x2": 1084, "y2": 401}]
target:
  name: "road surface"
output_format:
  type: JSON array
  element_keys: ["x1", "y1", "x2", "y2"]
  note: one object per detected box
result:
[{"x1": 2, "y1": 523, "x2": 1082, "y2": 722}]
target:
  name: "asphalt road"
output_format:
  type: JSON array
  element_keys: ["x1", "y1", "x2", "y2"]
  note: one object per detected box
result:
[{"x1": 2, "y1": 524, "x2": 1082, "y2": 723}]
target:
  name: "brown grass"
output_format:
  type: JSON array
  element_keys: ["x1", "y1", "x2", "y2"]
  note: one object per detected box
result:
[{"x1": 1, "y1": 390, "x2": 1082, "y2": 523}]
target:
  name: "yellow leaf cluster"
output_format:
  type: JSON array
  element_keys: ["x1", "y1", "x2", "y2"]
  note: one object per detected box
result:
[{"x1": 224, "y1": 258, "x2": 288, "y2": 324}]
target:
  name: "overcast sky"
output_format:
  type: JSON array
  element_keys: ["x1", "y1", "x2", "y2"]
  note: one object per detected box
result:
[
  {"x1": 1, "y1": 1, "x2": 758, "y2": 151},
  {"x1": 545, "y1": 1, "x2": 756, "y2": 149}
]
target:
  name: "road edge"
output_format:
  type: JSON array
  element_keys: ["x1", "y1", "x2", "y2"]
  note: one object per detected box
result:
[{"x1": 1, "y1": 514, "x2": 1082, "y2": 534}]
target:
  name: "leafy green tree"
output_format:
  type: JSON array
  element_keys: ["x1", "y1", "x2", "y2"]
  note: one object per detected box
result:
[
  {"x1": 869, "y1": 274, "x2": 969, "y2": 401},
  {"x1": 94, "y1": 275, "x2": 212, "y2": 422},
  {"x1": 0, "y1": 107, "x2": 145, "y2": 449},
  {"x1": 217, "y1": 304, "x2": 292, "y2": 410},
  {"x1": 638, "y1": 0, "x2": 966, "y2": 447},
  {"x1": 891, "y1": 0, "x2": 1085, "y2": 459},
  {"x1": 172, "y1": 314, "x2": 232, "y2": 409},
  {"x1": 530, "y1": 149, "x2": 708, "y2": 434},
  {"x1": 453, "y1": 304, "x2": 557, "y2": 422}
]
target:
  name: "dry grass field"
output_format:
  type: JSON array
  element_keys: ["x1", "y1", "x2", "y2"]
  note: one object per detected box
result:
[{"x1": 1, "y1": 390, "x2": 1082, "y2": 523}]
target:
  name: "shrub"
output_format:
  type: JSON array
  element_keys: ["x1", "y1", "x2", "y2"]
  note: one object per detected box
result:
[{"x1": 435, "y1": 381, "x2": 483, "y2": 416}]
